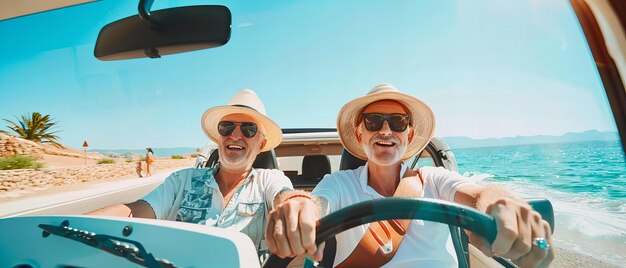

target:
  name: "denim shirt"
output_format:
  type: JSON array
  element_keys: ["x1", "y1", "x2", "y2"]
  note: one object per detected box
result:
[{"x1": 142, "y1": 167, "x2": 293, "y2": 250}]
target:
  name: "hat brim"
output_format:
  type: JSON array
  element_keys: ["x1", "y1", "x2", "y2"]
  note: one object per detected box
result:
[
  {"x1": 337, "y1": 91, "x2": 435, "y2": 160},
  {"x1": 201, "y1": 106, "x2": 282, "y2": 152}
]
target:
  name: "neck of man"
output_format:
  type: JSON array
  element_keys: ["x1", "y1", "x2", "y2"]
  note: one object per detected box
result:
[
  {"x1": 367, "y1": 162, "x2": 402, "y2": 197},
  {"x1": 215, "y1": 166, "x2": 251, "y2": 195}
]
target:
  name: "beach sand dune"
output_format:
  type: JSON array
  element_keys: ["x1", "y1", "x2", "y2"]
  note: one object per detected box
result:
[{"x1": 553, "y1": 248, "x2": 619, "y2": 268}]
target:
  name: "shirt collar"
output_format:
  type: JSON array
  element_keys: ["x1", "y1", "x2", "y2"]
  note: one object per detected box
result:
[
  {"x1": 205, "y1": 166, "x2": 257, "y2": 189},
  {"x1": 358, "y1": 162, "x2": 408, "y2": 197}
]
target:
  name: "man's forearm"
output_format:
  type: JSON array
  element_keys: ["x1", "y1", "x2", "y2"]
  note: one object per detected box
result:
[{"x1": 475, "y1": 185, "x2": 525, "y2": 212}]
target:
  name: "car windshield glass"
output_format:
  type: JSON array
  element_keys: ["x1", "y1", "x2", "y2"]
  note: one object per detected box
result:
[{"x1": 0, "y1": 0, "x2": 624, "y2": 266}]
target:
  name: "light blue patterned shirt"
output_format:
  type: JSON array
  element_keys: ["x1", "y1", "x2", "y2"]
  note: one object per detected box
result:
[{"x1": 142, "y1": 167, "x2": 293, "y2": 250}]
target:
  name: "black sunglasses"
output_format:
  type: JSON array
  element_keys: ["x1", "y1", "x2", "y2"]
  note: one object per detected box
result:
[
  {"x1": 218, "y1": 121, "x2": 258, "y2": 138},
  {"x1": 362, "y1": 113, "x2": 411, "y2": 132}
]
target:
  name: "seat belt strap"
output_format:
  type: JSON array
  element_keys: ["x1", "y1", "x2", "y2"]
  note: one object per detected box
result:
[{"x1": 336, "y1": 167, "x2": 423, "y2": 268}]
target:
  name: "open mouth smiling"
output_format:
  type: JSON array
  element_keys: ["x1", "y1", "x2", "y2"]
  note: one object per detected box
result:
[
  {"x1": 374, "y1": 141, "x2": 396, "y2": 147},
  {"x1": 227, "y1": 145, "x2": 246, "y2": 151}
]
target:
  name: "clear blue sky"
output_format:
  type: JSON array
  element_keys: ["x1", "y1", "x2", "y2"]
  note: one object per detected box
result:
[{"x1": 0, "y1": 0, "x2": 618, "y2": 149}]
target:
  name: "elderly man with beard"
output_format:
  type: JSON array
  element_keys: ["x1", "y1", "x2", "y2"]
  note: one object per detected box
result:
[
  {"x1": 88, "y1": 89, "x2": 297, "y2": 254},
  {"x1": 266, "y1": 84, "x2": 555, "y2": 267}
]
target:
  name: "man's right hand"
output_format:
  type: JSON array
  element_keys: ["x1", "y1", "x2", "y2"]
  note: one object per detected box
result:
[{"x1": 265, "y1": 196, "x2": 324, "y2": 261}]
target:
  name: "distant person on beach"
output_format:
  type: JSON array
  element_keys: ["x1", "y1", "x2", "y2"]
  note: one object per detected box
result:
[
  {"x1": 145, "y1": 148, "x2": 154, "y2": 177},
  {"x1": 135, "y1": 160, "x2": 143, "y2": 178},
  {"x1": 266, "y1": 84, "x2": 555, "y2": 267},
  {"x1": 87, "y1": 89, "x2": 297, "y2": 253}
]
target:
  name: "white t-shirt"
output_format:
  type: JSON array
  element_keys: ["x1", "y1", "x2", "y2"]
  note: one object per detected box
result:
[
  {"x1": 313, "y1": 164, "x2": 477, "y2": 267},
  {"x1": 142, "y1": 167, "x2": 293, "y2": 250}
]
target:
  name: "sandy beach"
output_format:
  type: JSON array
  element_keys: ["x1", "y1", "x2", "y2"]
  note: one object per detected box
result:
[{"x1": 552, "y1": 248, "x2": 620, "y2": 268}]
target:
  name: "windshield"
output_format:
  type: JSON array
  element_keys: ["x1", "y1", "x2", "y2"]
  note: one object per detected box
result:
[{"x1": 0, "y1": 0, "x2": 624, "y2": 266}]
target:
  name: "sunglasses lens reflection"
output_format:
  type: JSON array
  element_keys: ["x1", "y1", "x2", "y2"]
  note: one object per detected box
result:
[
  {"x1": 364, "y1": 114, "x2": 383, "y2": 131},
  {"x1": 240, "y1": 122, "x2": 258, "y2": 138},
  {"x1": 218, "y1": 121, "x2": 258, "y2": 138}
]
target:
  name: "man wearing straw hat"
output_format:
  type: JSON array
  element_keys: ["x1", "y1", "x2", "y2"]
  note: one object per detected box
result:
[
  {"x1": 266, "y1": 84, "x2": 554, "y2": 267},
  {"x1": 88, "y1": 89, "x2": 297, "y2": 253}
]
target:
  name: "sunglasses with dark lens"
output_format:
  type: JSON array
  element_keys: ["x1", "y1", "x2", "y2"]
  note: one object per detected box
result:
[
  {"x1": 362, "y1": 113, "x2": 411, "y2": 132},
  {"x1": 217, "y1": 121, "x2": 258, "y2": 138}
]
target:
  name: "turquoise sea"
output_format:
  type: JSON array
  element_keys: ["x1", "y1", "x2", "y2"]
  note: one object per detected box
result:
[
  {"x1": 89, "y1": 147, "x2": 198, "y2": 157},
  {"x1": 452, "y1": 140, "x2": 625, "y2": 265}
]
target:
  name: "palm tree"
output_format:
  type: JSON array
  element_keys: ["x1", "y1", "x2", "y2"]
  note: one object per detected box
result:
[{"x1": 1, "y1": 112, "x2": 63, "y2": 148}]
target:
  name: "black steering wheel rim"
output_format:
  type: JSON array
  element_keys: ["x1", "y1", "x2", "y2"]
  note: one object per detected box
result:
[{"x1": 262, "y1": 197, "x2": 496, "y2": 268}]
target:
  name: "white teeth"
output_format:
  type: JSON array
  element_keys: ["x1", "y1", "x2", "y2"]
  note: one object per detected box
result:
[
  {"x1": 227, "y1": 145, "x2": 244, "y2": 150},
  {"x1": 376, "y1": 141, "x2": 394, "y2": 146}
]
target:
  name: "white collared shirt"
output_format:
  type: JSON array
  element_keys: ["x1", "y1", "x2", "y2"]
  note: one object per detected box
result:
[{"x1": 313, "y1": 163, "x2": 476, "y2": 267}]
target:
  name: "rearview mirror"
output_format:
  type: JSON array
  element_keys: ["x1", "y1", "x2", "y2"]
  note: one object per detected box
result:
[{"x1": 94, "y1": 5, "x2": 231, "y2": 61}]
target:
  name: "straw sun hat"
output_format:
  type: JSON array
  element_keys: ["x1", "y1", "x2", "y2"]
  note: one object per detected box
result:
[
  {"x1": 201, "y1": 89, "x2": 282, "y2": 152},
  {"x1": 337, "y1": 83, "x2": 436, "y2": 160}
]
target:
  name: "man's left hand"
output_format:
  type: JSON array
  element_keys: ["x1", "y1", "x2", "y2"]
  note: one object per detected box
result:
[{"x1": 470, "y1": 198, "x2": 555, "y2": 268}]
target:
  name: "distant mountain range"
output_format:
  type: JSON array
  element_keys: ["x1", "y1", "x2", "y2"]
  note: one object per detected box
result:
[{"x1": 443, "y1": 130, "x2": 620, "y2": 149}]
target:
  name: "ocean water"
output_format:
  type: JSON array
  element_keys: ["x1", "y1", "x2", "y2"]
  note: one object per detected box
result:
[
  {"x1": 89, "y1": 147, "x2": 198, "y2": 158},
  {"x1": 452, "y1": 140, "x2": 625, "y2": 265}
]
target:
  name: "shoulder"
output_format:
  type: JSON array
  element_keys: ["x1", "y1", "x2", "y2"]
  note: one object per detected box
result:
[
  {"x1": 253, "y1": 168, "x2": 293, "y2": 191},
  {"x1": 253, "y1": 168, "x2": 290, "y2": 183},
  {"x1": 420, "y1": 166, "x2": 458, "y2": 177},
  {"x1": 419, "y1": 166, "x2": 467, "y2": 185},
  {"x1": 254, "y1": 168, "x2": 286, "y2": 178},
  {"x1": 328, "y1": 167, "x2": 361, "y2": 179},
  {"x1": 318, "y1": 166, "x2": 363, "y2": 187}
]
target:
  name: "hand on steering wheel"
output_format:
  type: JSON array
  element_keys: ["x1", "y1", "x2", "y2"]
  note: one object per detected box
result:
[{"x1": 262, "y1": 198, "x2": 497, "y2": 268}]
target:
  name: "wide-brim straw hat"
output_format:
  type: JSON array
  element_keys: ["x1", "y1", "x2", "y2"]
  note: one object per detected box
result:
[
  {"x1": 201, "y1": 89, "x2": 282, "y2": 152},
  {"x1": 337, "y1": 83, "x2": 436, "y2": 160}
]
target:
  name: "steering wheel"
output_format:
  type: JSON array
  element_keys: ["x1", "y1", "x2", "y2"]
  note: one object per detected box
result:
[{"x1": 261, "y1": 198, "x2": 497, "y2": 268}]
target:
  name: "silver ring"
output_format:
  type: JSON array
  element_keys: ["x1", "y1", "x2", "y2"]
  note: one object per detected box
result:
[{"x1": 533, "y1": 237, "x2": 550, "y2": 251}]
